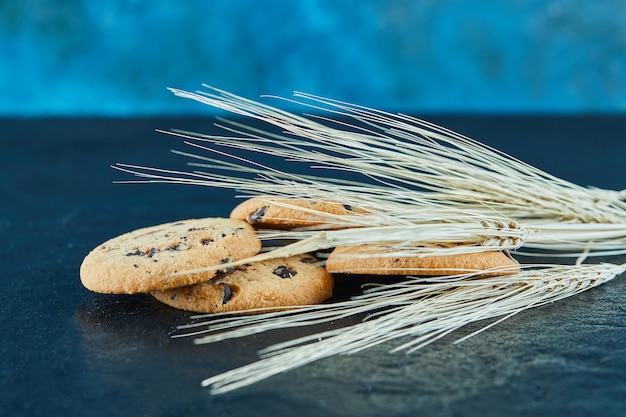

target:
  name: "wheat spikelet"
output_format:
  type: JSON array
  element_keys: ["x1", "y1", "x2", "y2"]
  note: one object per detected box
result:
[{"x1": 113, "y1": 86, "x2": 626, "y2": 393}]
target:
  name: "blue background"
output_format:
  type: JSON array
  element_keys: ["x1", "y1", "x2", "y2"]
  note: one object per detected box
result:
[{"x1": 1, "y1": 0, "x2": 625, "y2": 116}]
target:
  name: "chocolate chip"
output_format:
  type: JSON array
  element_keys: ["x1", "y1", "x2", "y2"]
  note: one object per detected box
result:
[
  {"x1": 167, "y1": 243, "x2": 188, "y2": 251},
  {"x1": 248, "y1": 205, "x2": 268, "y2": 223},
  {"x1": 219, "y1": 258, "x2": 235, "y2": 273},
  {"x1": 147, "y1": 247, "x2": 157, "y2": 258},
  {"x1": 221, "y1": 283, "x2": 232, "y2": 304},
  {"x1": 201, "y1": 238, "x2": 214, "y2": 245},
  {"x1": 273, "y1": 265, "x2": 296, "y2": 279},
  {"x1": 343, "y1": 204, "x2": 353, "y2": 211},
  {"x1": 125, "y1": 250, "x2": 144, "y2": 257},
  {"x1": 188, "y1": 227, "x2": 207, "y2": 232},
  {"x1": 300, "y1": 257, "x2": 316, "y2": 264}
]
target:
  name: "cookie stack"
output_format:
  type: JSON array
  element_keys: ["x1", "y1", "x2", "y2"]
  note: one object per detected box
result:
[{"x1": 80, "y1": 197, "x2": 519, "y2": 314}]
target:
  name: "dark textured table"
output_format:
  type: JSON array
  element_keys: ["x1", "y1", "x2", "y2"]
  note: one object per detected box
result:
[{"x1": 2, "y1": 115, "x2": 626, "y2": 417}]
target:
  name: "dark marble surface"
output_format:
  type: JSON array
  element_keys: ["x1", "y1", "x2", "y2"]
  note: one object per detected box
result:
[{"x1": 1, "y1": 116, "x2": 626, "y2": 417}]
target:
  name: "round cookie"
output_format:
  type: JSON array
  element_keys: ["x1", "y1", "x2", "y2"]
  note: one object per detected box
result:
[
  {"x1": 151, "y1": 254, "x2": 333, "y2": 313},
  {"x1": 230, "y1": 196, "x2": 367, "y2": 229},
  {"x1": 325, "y1": 244, "x2": 520, "y2": 277},
  {"x1": 80, "y1": 218, "x2": 261, "y2": 294}
]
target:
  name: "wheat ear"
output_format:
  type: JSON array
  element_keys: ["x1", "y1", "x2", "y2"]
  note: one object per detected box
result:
[
  {"x1": 163, "y1": 85, "x2": 626, "y2": 224},
  {"x1": 115, "y1": 86, "x2": 626, "y2": 259},
  {"x1": 173, "y1": 263, "x2": 625, "y2": 394}
]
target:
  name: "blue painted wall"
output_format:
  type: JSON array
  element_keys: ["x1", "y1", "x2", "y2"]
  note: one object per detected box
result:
[{"x1": 1, "y1": 0, "x2": 624, "y2": 115}]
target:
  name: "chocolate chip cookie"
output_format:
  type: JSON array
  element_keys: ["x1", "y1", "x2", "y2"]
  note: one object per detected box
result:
[
  {"x1": 325, "y1": 244, "x2": 520, "y2": 276},
  {"x1": 80, "y1": 218, "x2": 261, "y2": 294},
  {"x1": 151, "y1": 254, "x2": 333, "y2": 313},
  {"x1": 230, "y1": 196, "x2": 366, "y2": 229}
]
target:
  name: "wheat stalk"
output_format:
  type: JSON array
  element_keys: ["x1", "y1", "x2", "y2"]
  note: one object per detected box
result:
[{"x1": 113, "y1": 86, "x2": 626, "y2": 393}]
